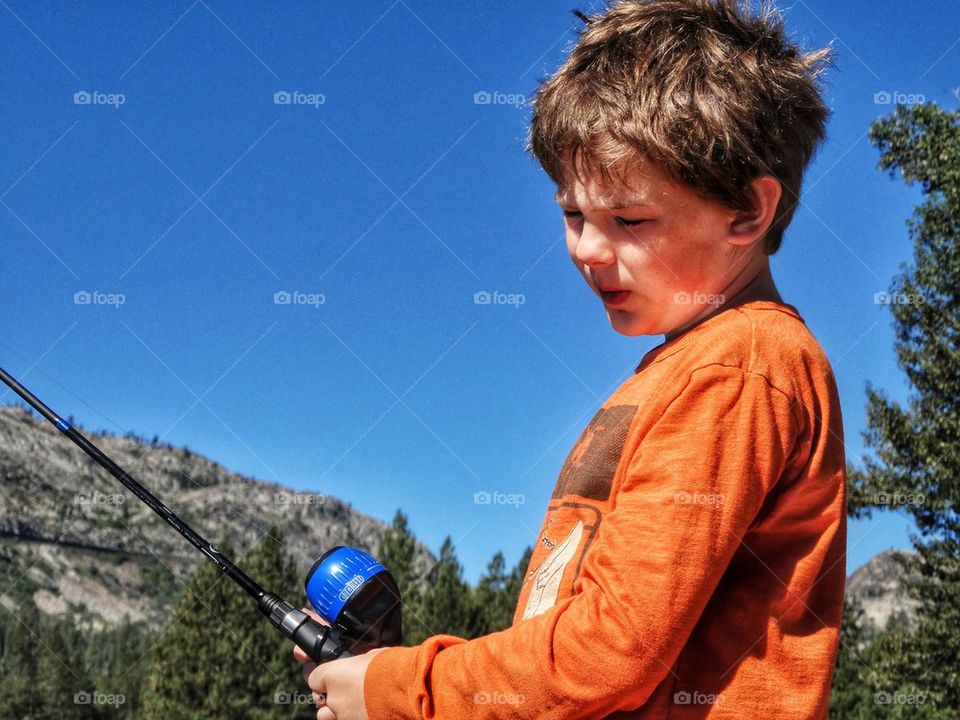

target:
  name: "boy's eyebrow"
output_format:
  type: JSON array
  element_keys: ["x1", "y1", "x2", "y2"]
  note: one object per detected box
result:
[{"x1": 554, "y1": 190, "x2": 655, "y2": 210}]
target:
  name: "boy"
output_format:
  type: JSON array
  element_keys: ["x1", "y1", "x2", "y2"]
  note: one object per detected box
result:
[{"x1": 298, "y1": 1, "x2": 846, "y2": 717}]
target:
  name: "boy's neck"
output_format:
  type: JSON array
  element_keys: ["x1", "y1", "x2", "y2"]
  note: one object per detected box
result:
[{"x1": 664, "y1": 266, "x2": 783, "y2": 343}]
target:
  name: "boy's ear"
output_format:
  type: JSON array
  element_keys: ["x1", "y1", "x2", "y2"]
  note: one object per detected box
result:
[{"x1": 728, "y1": 175, "x2": 782, "y2": 245}]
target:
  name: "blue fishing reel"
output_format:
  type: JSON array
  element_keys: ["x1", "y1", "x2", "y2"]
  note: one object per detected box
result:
[{"x1": 305, "y1": 546, "x2": 403, "y2": 650}]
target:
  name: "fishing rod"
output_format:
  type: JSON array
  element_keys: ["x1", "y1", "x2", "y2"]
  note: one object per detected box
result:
[{"x1": 0, "y1": 365, "x2": 403, "y2": 663}]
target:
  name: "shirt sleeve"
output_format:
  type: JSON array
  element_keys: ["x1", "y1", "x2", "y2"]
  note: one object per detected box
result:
[{"x1": 363, "y1": 364, "x2": 802, "y2": 719}]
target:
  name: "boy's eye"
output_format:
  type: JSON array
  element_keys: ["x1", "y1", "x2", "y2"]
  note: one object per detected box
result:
[{"x1": 562, "y1": 209, "x2": 648, "y2": 227}]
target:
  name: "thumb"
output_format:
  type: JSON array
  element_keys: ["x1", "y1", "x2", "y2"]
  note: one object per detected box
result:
[
  {"x1": 292, "y1": 607, "x2": 330, "y2": 664},
  {"x1": 306, "y1": 661, "x2": 328, "y2": 694}
]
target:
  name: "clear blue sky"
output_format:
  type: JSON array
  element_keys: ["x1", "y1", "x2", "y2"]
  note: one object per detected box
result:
[{"x1": 1, "y1": 1, "x2": 957, "y2": 584}]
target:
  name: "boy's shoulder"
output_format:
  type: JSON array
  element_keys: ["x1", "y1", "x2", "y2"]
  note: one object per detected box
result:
[{"x1": 633, "y1": 300, "x2": 836, "y2": 404}]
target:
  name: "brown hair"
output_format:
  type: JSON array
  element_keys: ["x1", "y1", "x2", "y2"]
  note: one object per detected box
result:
[{"x1": 527, "y1": 0, "x2": 835, "y2": 255}]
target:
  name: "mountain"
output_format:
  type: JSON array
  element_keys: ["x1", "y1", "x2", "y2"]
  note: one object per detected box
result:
[
  {"x1": 0, "y1": 404, "x2": 434, "y2": 629},
  {"x1": 845, "y1": 548, "x2": 920, "y2": 638},
  {"x1": 0, "y1": 403, "x2": 921, "y2": 638}
]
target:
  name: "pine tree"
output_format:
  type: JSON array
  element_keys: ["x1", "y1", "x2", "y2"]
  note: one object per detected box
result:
[
  {"x1": 0, "y1": 602, "x2": 45, "y2": 720},
  {"x1": 35, "y1": 618, "x2": 103, "y2": 720},
  {"x1": 139, "y1": 530, "x2": 315, "y2": 720},
  {"x1": 378, "y1": 509, "x2": 423, "y2": 646},
  {"x1": 848, "y1": 101, "x2": 960, "y2": 716},
  {"x1": 829, "y1": 600, "x2": 874, "y2": 719},
  {"x1": 411, "y1": 537, "x2": 471, "y2": 644}
]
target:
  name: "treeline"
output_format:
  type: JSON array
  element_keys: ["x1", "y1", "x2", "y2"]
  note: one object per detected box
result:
[
  {"x1": 827, "y1": 101, "x2": 960, "y2": 719},
  {"x1": 0, "y1": 514, "x2": 531, "y2": 719}
]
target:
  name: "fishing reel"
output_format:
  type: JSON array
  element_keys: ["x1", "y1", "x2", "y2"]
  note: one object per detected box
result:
[{"x1": 260, "y1": 546, "x2": 403, "y2": 662}]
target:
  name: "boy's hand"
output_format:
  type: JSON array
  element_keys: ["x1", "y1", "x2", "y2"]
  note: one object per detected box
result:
[{"x1": 292, "y1": 607, "x2": 388, "y2": 720}]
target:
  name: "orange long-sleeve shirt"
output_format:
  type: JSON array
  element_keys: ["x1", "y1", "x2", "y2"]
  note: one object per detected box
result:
[{"x1": 364, "y1": 300, "x2": 847, "y2": 719}]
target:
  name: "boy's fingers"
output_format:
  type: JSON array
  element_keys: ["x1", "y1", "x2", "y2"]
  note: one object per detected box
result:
[
  {"x1": 316, "y1": 707, "x2": 335, "y2": 720},
  {"x1": 301, "y1": 661, "x2": 317, "y2": 684},
  {"x1": 292, "y1": 607, "x2": 330, "y2": 663},
  {"x1": 302, "y1": 606, "x2": 328, "y2": 625}
]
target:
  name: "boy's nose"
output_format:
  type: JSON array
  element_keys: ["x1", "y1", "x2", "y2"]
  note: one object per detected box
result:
[{"x1": 573, "y1": 224, "x2": 616, "y2": 267}]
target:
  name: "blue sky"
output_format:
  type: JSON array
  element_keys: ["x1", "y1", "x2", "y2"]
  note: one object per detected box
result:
[{"x1": 1, "y1": 1, "x2": 957, "y2": 585}]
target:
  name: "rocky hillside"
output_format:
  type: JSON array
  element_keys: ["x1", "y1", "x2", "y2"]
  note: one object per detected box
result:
[
  {"x1": 846, "y1": 548, "x2": 920, "y2": 638},
  {"x1": 0, "y1": 405, "x2": 433, "y2": 629},
  {"x1": 0, "y1": 404, "x2": 922, "y2": 637}
]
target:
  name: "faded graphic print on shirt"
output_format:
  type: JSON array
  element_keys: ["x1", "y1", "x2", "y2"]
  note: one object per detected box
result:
[{"x1": 518, "y1": 404, "x2": 638, "y2": 621}]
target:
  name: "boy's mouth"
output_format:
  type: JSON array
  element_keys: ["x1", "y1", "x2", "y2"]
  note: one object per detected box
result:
[{"x1": 599, "y1": 289, "x2": 631, "y2": 306}]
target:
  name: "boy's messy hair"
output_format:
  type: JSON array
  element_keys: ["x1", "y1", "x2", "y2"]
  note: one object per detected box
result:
[{"x1": 527, "y1": 0, "x2": 835, "y2": 255}]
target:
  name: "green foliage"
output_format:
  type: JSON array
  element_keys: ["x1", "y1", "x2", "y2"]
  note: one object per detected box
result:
[
  {"x1": 378, "y1": 510, "x2": 533, "y2": 645},
  {"x1": 1, "y1": 511, "x2": 530, "y2": 718},
  {"x1": 139, "y1": 527, "x2": 315, "y2": 720},
  {"x1": 842, "y1": 101, "x2": 960, "y2": 717}
]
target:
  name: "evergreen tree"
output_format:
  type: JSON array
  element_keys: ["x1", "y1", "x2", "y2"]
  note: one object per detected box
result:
[
  {"x1": 139, "y1": 529, "x2": 314, "y2": 719},
  {"x1": 848, "y1": 101, "x2": 960, "y2": 716},
  {"x1": 378, "y1": 509, "x2": 423, "y2": 646},
  {"x1": 829, "y1": 599, "x2": 874, "y2": 719},
  {"x1": 411, "y1": 536, "x2": 471, "y2": 644},
  {"x1": 0, "y1": 602, "x2": 45, "y2": 720},
  {"x1": 35, "y1": 619, "x2": 103, "y2": 720}
]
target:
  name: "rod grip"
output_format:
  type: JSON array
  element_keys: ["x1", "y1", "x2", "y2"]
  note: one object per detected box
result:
[{"x1": 259, "y1": 593, "x2": 352, "y2": 663}]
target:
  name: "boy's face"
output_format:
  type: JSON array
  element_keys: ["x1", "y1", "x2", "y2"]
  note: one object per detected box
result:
[{"x1": 556, "y1": 161, "x2": 761, "y2": 337}]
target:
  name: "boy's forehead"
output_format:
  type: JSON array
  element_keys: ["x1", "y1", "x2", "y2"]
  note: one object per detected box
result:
[
  {"x1": 554, "y1": 163, "x2": 674, "y2": 208},
  {"x1": 554, "y1": 183, "x2": 662, "y2": 210}
]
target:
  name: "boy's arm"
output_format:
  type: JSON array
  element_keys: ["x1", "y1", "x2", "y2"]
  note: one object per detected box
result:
[{"x1": 365, "y1": 365, "x2": 801, "y2": 719}]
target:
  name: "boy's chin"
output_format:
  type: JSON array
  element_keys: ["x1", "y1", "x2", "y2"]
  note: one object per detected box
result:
[{"x1": 605, "y1": 309, "x2": 657, "y2": 337}]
